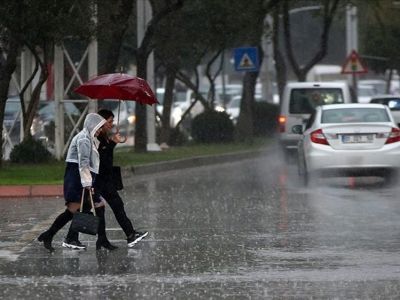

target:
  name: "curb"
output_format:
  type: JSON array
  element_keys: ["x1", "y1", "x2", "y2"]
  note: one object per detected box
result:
[
  {"x1": 0, "y1": 185, "x2": 63, "y2": 198},
  {"x1": 124, "y1": 148, "x2": 267, "y2": 176},
  {"x1": 0, "y1": 148, "x2": 269, "y2": 198}
]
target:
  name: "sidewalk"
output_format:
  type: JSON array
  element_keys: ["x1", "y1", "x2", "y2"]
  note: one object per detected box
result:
[{"x1": 0, "y1": 149, "x2": 267, "y2": 198}]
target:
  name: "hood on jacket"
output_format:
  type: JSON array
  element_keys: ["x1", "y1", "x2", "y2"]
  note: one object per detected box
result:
[{"x1": 84, "y1": 113, "x2": 106, "y2": 138}]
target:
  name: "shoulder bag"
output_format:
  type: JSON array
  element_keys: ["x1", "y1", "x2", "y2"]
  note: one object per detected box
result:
[{"x1": 70, "y1": 189, "x2": 99, "y2": 235}]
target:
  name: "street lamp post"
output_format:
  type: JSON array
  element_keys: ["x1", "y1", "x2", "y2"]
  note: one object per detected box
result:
[{"x1": 346, "y1": 4, "x2": 358, "y2": 100}]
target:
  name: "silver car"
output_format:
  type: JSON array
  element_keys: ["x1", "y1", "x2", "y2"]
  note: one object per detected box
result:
[{"x1": 294, "y1": 103, "x2": 400, "y2": 185}]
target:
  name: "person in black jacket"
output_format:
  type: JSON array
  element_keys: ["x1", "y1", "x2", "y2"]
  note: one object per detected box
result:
[{"x1": 94, "y1": 109, "x2": 148, "y2": 249}]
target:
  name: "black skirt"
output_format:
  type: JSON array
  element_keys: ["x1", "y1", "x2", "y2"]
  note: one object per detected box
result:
[{"x1": 63, "y1": 162, "x2": 100, "y2": 204}]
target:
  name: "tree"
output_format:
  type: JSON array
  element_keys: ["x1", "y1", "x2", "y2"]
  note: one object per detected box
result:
[
  {"x1": 152, "y1": 0, "x2": 280, "y2": 144},
  {"x1": 97, "y1": 0, "x2": 136, "y2": 74},
  {"x1": 281, "y1": 0, "x2": 341, "y2": 82},
  {"x1": 235, "y1": 0, "x2": 280, "y2": 143},
  {"x1": 0, "y1": 1, "x2": 94, "y2": 162},
  {"x1": 134, "y1": 0, "x2": 184, "y2": 153},
  {"x1": 359, "y1": 0, "x2": 400, "y2": 92}
]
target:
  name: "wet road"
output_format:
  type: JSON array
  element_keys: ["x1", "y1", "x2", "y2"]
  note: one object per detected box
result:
[{"x1": 1, "y1": 149, "x2": 400, "y2": 299}]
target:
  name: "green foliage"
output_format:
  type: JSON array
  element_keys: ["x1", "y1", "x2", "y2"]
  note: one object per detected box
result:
[
  {"x1": 252, "y1": 102, "x2": 279, "y2": 137},
  {"x1": 9, "y1": 137, "x2": 53, "y2": 164},
  {"x1": 191, "y1": 110, "x2": 234, "y2": 143},
  {"x1": 359, "y1": 1, "x2": 400, "y2": 73}
]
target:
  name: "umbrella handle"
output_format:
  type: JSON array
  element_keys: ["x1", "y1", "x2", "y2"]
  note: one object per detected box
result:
[
  {"x1": 116, "y1": 100, "x2": 127, "y2": 143},
  {"x1": 117, "y1": 100, "x2": 121, "y2": 129}
]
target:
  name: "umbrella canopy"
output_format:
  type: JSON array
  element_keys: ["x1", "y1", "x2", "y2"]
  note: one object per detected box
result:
[{"x1": 74, "y1": 73, "x2": 158, "y2": 105}]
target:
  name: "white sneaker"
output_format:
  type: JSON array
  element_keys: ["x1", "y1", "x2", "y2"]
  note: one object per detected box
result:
[
  {"x1": 127, "y1": 231, "x2": 148, "y2": 247},
  {"x1": 62, "y1": 239, "x2": 87, "y2": 250}
]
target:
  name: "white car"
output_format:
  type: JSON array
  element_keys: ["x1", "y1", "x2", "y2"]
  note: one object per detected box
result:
[
  {"x1": 226, "y1": 94, "x2": 263, "y2": 124},
  {"x1": 294, "y1": 103, "x2": 400, "y2": 185},
  {"x1": 357, "y1": 84, "x2": 377, "y2": 103},
  {"x1": 369, "y1": 95, "x2": 400, "y2": 127},
  {"x1": 278, "y1": 81, "x2": 352, "y2": 156}
]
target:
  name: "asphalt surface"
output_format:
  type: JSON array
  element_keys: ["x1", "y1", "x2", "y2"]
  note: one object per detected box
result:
[{"x1": 2, "y1": 145, "x2": 400, "y2": 299}]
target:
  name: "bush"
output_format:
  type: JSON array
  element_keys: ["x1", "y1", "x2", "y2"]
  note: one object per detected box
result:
[
  {"x1": 191, "y1": 110, "x2": 234, "y2": 143},
  {"x1": 252, "y1": 102, "x2": 279, "y2": 137},
  {"x1": 156, "y1": 126, "x2": 189, "y2": 146},
  {"x1": 169, "y1": 127, "x2": 189, "y2": 146},
  {"x1": 10, "y1": 137, "x2": 53, "y2": 163}
]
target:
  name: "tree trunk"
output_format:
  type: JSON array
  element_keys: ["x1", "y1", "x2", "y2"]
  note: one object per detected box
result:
[
  {"x1": 0, "y1": 36, "x2": 19, "y2": 165},
  {"x1": 134, "y1": 50, "x2": 148, "y2": 153},
  {"x1": 272, "y1": 5, "x2": 287, "y2": 107},
  {"x1": 235, "y1": 70, "x2": 258, "y2": 143},
  {"x1": 159, "y1": 68, "x2": 176, "y2": 145}
]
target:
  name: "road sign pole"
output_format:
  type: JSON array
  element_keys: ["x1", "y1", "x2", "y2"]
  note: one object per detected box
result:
[{"x1": 352, "y1": 73, "x2": 358, "y2": 102}]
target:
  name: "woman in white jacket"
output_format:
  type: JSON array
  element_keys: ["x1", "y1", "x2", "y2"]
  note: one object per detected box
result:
[{"x1": 38, "y1": 113, "x2": 106, "y2": 251}]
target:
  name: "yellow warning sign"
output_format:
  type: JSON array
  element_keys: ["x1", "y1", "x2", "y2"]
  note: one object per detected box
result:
[{"x1": 341, "y1": 50, "x2": 368, "y2": 74}]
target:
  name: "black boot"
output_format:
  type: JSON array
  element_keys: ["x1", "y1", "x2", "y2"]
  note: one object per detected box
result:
[
  {"x1": 37, "y1": 231, "x2": 55, "y2": 252},
  {"x1": 96, "y1": 236, "x2": 118, "y2": 250},
  {"x1": 95, "y1": 206, "x2": 118, "y2": 251},
  {"x1": 38, "y1": 209, "x2": 73, "y2": 252}
]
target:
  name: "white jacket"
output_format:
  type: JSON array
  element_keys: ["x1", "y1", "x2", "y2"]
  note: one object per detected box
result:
[{"x1": 65, "y1": 113, "x2": 106, "y2": 187}]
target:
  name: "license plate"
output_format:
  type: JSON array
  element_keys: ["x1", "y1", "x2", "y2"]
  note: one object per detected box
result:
[{"x1": 341, "y1": 134, "x2": 373, "y2": 143}]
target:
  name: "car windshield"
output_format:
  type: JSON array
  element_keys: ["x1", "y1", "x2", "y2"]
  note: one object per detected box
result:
[
  {"x1": 322, "y1": 107, "x2": 390, "y2": 123},
  {"x1": 370, "y1": 98, "x2": 400, "y2": 111},
  {"x1": 228, "y1": 97, "x2": 240, "y2": 108},
  {"x1": 289, "y1": 88, "x2": 345, "y2": 114}
]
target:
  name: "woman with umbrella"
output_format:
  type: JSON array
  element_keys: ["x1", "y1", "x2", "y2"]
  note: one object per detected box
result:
[{"x1": 91, "y1": 109, "x2": 148, "y2": 249}]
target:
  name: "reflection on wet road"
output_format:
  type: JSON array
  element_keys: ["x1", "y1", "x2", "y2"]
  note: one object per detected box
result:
[{"x1": 1, "y1": 148, "x2": 400, "y2": 298}]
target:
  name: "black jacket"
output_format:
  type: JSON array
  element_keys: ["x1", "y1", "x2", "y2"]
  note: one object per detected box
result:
[{"x1": 95, "y1": 135, "x2": 116, "y2": 190}]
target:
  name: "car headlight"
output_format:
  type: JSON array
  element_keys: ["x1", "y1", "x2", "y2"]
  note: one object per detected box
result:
[
  {"x1": 127, "y1": 115, "x2": 136, "y2": 124},
  {"x1": 215, "y1": 105, "x2": 225, "y2": 112}
]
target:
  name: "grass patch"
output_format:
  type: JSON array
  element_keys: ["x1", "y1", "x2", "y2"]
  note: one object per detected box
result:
[{"x1": 0, "y1": 138, "x2": 270, "y2": 185}]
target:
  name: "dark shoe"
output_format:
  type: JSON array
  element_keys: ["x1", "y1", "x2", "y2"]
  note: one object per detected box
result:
[
  {"x1": 96, "y1": 239, "x2": 118, "y2": 251},
  {"x1": 38, "y1": 231, "x2": 55, "y2": 252},
  {"x1": 127, "y1": 231, "x2": 148, "y2": 248},
  {"x1": 62, "y1": 239, "x2": 87, "y2": 250}
]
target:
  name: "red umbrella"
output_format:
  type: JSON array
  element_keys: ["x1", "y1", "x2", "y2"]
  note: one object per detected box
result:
[
  {"x1": 74, "y1": 73, "x2": 158, "y2": 139},
  {"x1": 74, "y1": 73, "x2": 158, "y2": 105}
]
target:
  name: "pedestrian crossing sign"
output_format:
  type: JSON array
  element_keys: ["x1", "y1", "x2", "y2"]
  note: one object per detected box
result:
[
  {"x1": 341, "y1": 50, "x2": 368, "y2": 74},
  {"x1": 234, "y1": 47, "x2": 259, "y2": 72}
]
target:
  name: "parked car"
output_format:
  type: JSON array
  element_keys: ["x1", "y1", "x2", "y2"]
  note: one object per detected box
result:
[
  {"x1": 293, "y1": 103, "x2": 400, "y2": 185},
  {"x1": 225, "y1": 94, "x2": 263, "y2": 124},
  {"x1": 31, "y1": 101, "x2": 81, "y2": 138},
  {"x1": 215, "y1": 84, "x2": 242, "y2": 106},
  {"x1": 357, "y1": 84, "x2": 377, "y2": 103},
  {"x1": 156, "y1": 88, "x2": 188, "y2": 127},
  {"x1": 369, "y1": 95, "x2": 400, "y2": 126},
  {"x1": 359, "y1": 79, "x2": 387, "y2": 95},
  {"x1": 278, "y1": 81, "x2": 352, "y2": 156},
  {"x1": 3, "y1": 97, "x2": 22, "y2": 144}
]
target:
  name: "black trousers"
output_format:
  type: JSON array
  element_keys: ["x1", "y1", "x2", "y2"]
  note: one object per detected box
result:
[{"x1": 100, "y1": 186, "x2": 135, "y2": 239}]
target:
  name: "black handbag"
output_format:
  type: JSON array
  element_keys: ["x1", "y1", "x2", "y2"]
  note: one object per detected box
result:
[
  {"x1": 70, "y1": 189, "x2": 99, "y2": 235},
  {"x1": 112, "y1": 166, "x2": 124, "y2": 191}
]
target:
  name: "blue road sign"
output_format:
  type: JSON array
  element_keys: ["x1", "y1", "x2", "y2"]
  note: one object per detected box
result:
[{"x1": 234, "y1": 47, "x2": 259, "y2": 72}]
